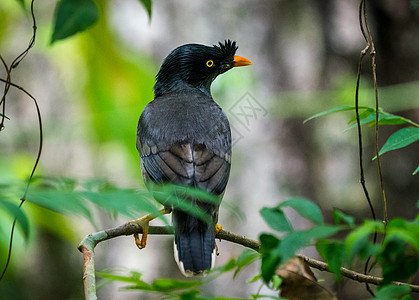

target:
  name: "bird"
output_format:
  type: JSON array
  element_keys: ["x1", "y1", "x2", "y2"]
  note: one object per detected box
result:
[{"x1": 136, "y1": 40, "x2": 251, "y2": 276}]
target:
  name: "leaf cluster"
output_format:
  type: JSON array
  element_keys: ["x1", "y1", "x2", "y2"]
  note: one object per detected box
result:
[
  {"x1": 96, "y1": 250, "x2": 260, "y2": 300},
  {"x1": 259, "y1": 197, "x2": 419, "y2": 299},
  {"x1": 0, "y1": 177, "x2": 241, "y2": 240}
]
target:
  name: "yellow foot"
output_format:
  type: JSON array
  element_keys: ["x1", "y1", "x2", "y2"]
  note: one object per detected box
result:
[
  {"x1": 214, "y1": 224, "x2": 223, "y2": 236},
  {"x1": 130, "y1": 207, "x2": 172, "y2": 249}
]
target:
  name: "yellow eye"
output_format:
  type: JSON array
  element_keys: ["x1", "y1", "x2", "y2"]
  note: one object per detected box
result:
[{"x1": 206, "y1": 59, "x2": 214, "y2": 67}]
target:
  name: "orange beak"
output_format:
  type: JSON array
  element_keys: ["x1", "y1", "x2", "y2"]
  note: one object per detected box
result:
[{"x1": 233, "y1": 55, "x2": 252, "y2": 67}]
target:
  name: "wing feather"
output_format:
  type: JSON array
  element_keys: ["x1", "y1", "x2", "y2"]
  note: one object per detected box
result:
[{"x1": 140, "y1": 141, "x2": 230, "y2": 195}]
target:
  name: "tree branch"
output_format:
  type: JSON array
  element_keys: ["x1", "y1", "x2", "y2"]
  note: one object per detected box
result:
[{"x1": 78, "y1": 220, "x2": 419, "y2": 300}]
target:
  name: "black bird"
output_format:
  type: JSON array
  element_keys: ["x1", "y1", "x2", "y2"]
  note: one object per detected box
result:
[{"x1": 136, "y1": 40, "x2": 251, "y2": 276}]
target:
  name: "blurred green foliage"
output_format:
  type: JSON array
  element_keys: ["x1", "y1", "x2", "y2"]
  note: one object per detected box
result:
[
  {"x1": 96, "y1": 251, "x2": 259, "y2": 299},
  {"x1": 80, "y1": 5, "x2": 156, "y2": 178}
]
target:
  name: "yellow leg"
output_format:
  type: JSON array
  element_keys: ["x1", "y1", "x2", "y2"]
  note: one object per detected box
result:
[
  {"x1": 130, "y1": 207, "x2": 172, "y2": 249},
  {"x1": 214, "y1": 224, "x2": 223, "y2": 256}
]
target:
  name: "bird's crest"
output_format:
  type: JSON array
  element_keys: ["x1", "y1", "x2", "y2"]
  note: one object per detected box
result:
[{"x1": 213, "y1": 40, "x2": 238, "y2": 59}]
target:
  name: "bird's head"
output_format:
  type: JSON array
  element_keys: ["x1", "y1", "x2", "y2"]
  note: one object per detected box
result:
[{"x1": 154, "y1": 40, "x2": 252, "y2": 97}]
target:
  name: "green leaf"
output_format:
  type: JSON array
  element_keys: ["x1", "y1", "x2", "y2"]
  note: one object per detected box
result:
[
  {"x1": 177, "y1": 290, "x2": 201, "y2": 299},
  {"x1": 378, "y1": 237, "x2": 419, "y2": 285},
  {"x1": 375, "y1": 114, "x2": 414, "y2": 126},
  {"x1": 371, "y1": 284, "x2": 411, "y2": 300},
  {"x1": 160, "y1": 184, "x2": 221, "y2": 206},
  {"x1": 377, "y1": 112, "x2": 419, "y2": 127},
  {"x1": 97, "y1": 271, "x2": 204, "y2": 292},
  {"x1": 260, "y1": 206, "x2": 292, "y2": 232},
  {"x1": 378, "y1": 219, "x2": 419, "y2": 284},
  {"x1": 138, "y1": 0, "x2": 152, "y2": 19},
  {"x1": 15, "y1": 0, "x2": 25, "y2": 8},
  {"x1": 345, "y1": 113, "x2": 376, "y2": 131},
  {"x1": 0, "y1": 113, "x2": 10, "y2": 120},
  {"x1": 375, "y1": 127, "x2": 419, "y2": 158},
  {"x1": 348, "y1": 108, "x2": 375, "y2": 124},
  {"x1": 346, "y1": 110, "x2": 418, "y2": 131},
  {"x1": 279, "y1": 198, "x2": 324, "y2": 225},
  {"x1": 345, "y1": 112, "x2": 405, "y2": 131},
  {"x1": 332, "y1": 209, "x2": 355, "y2": 226},
  {"x1": 233, "y1": 249, "x2": 260, "y2": 278},
  {"x1": 211, "y1": 258, "x2": 237, "y2": 275},
  {"x1": 260, "y1": 223, "x2": 340, "y2": 283},
  {"x1": 247, "y1": 274, "x2": 262, "y2": 283},
  {"x1": 271, "y1": 275, "x2": 282, "y2": 290},
  {"x1": 365, "y1": 112, "x2": 412, "y2": 127},
  {"x1": 260, "y1": 253, "x2": 280, "y2": 284},
  {"x1": 0, "y1": 200, "x2": 30, "y2": 239},
  {"x1": 385, "y1": 218, "x2": 419, "y2": 249},
  {"x1": 81, "y1": 189, "x2": 163, "y2": 221},
  {"x1": 306, "y1": 105, "x2": 419, "y2": 129},
  {"x1": 26, "y1": 177, "x2": 168, "y2": 225},
  {"x1": 304, "y1": 106, "x2": 361, "y2": 123},
  {"x1": 154, "y1": 184, "x2": 243, "y2": 221},
  {"x1": 151, "y1": 278, "x2": 202, "y2": 292},
  {"x1": 345, "y1": 221, "x2": 383, "y2": 263},
  {"x1": 405, "y1": 219, "x2": 419, "y2": 237},
  {"x1": 259, "y1": 234, "x2": 281, "y2": 283},
  {"x1": 260, "y1": 234, "x2": 281, "y2": 251},
  {"x1": 96, "y1": 271, "x2": 152, "y2": 290},
  {"x1": 316, "y1": 239, "x2": 345, "y2": 280},
  {"x1": 413, "y1": 165, "x2": 419, "y2": 175},
  {"x1": 279, "y1": 225, "x2": 340, "y2": 264},
  {"x1": 150, "y1": 184, "x2": 222, "y2": 224},
  {"x1": 27, "y1": 190, "x2": 93, "y2": 222},
  {"x1": 153, "y1": 191, "x2": 212, "y2": 224},
  {"x1": 51, "y1": 0, "x2": 98, "y2": 44}
]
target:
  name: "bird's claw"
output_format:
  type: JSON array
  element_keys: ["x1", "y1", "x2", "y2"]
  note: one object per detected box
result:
[
  {"x1": 134, "y1": 230, "x2": 148, "y2": 249},
  {"x1": 130, "y1": 207, "x2": 172, "y2": 250},
  {"x1": 214, "y1": 224, "x2": 223, "y2": 236},
  {"x1": 214, "y1": 224, "x2": 223, "y2": 256},
  {"x1": 131, "y1": 216, "x2": 150, "y2": 249}
]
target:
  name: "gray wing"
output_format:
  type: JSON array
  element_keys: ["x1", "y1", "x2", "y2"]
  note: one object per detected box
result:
[
  {"x1": 138, "y1": 140, "x2": 231, "y2": 195},
  {"x1": 136, "y1": 92, "x2": 231, "y2": 196}
]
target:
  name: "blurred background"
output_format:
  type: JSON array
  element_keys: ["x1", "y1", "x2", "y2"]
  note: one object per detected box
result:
[{"x1": 0, "y1": 0, "x2": 418, "y2": 299}]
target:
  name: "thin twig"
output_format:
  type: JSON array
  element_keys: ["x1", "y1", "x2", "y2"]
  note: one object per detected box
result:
[
  {"x1": 355, "y1": 48, "x2": 375, "y2": 222},
  {"x1": 356, "y1": 1, "x2": 376, "y2": 226},
  {"x1": 299, "y1": 255, "x2": 417, "y2": 291},
  {"x1": 0, "y1": 0, "x2": 40, "y2": 281},
  {"x1": 357, "y1": 0, "x2": 379, "y2": 296},
  {"x1": 0, "y1": 56, "x2": 11, "y2": 129},
  {"x1": 77, "y1": 221, "x2": 419, "y2": 300},
  {"x1": 0, "y1": 0, "x2": 37, "y2": 128},
  {"x1": 362, "y1": 0, "x2": 388, "y2": 226},
  {"x1": 0, "y1": 76, "x2": 42, "y2": 281}
]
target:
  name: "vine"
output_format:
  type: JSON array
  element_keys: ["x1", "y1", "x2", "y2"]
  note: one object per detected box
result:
[{"x1": 0, "y1": 0, "x2": 43, "y2": 281}]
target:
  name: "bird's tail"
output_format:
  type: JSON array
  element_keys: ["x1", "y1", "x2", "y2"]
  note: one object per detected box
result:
[{"x1": 173, "y1": 209, "x2": 216, "y2": 277}]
